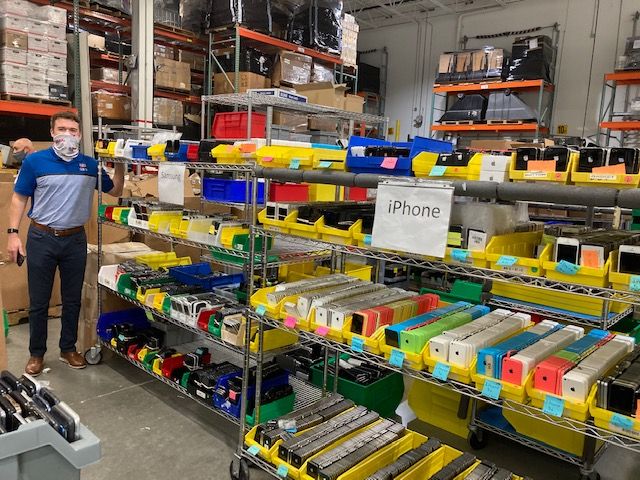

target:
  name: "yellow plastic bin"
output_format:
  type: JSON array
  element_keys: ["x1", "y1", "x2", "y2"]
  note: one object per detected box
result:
[
  {"x1": 396, "y1": 445, "x2": 476, "y2": 480},
  {"x1": 147, "y1": 143, "x2": 166, "y2": 162},
  {"x1": 571, "y1": 158, "x2": 640, "y2": 189},
  {"x1": 317, "y1": 219, "x2": 362, "y2": 245},
  {"x1": 408, "y1": 382, "x2": 473, "y2": 439},
  {"x1": 485, "y1": 231, "x2": 552, "y2": 277},
  {"x1": 314, "y1": 263, "x2": 373, "y2": 282},
  {"x1": 589, "y1": 392, "x2": 640, "y2": 440},
  {"x1": 424, "y1": 357, "x2": 477, "y2": 385},
  {"x1": 258, "y1": 208, "x2": 293, "y2": 234},
  {"x1": 312, "y1": 148, "x2": 347, "y2": 171},
  {"x1": 510, "y1": 151, "x2": 577, "y2": 184},
  {"x1": 136, "y1": 252, "x2": 192, "y2": 270},
  {"x1": 471, "y1": 371, "x2": 531, "y2": 404},
  {"x1": 609, "y1": 251, "x2": 639, "y2": 292},
  {"x1": 148, "y1": 211, "x2": 183, "y2": 233},
  {"x1": 543, "y1": 252, "x2": 613, "y2": 288},
  {"x1": 445, "y1": 247, "x2": 488, "y2": 268},
  {"x1": 412, "y1": 151, "x2": 482, "y2": 180}
]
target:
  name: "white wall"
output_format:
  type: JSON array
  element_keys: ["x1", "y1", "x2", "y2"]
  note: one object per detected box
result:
[{"x1": 358, "y1": 0, "x2": 639, "y2": 142}]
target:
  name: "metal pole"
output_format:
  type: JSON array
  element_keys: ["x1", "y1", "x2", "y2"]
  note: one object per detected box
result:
[
  {"x1": 322, "y1": 347, "x2": 330, "y2": 396},
  {"x1": 333, "y1": 350, "x2": 340, "y2": 394}
]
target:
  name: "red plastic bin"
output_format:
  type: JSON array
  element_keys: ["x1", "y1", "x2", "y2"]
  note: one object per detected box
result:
[
  {"x1": 347, "y1": 187, "x2": 368, "y2": 201},
  {"x1": 269, "y1": 183, "x2": 309, "y2": 202},
  {"x1": 212, "y1": 112, "x2": 266, "y2": 139},
  {"x1": 186, "y1": 144, "x2": 199, "y2": 161}
]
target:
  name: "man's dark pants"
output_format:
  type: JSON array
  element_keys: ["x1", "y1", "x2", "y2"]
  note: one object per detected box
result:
[{"x1": 26, "y1": 225, "x2": 87, "y2": 357}]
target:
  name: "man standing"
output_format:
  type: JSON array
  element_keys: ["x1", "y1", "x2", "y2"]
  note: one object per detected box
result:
[
  {"x1": 8, "y1": 138, "x2": 35, "y2": 167},
  {"x1": 6, "y1": 111, "x2": 125, "y2": 376}
]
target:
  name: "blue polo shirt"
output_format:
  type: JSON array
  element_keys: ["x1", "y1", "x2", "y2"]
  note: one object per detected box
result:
[{"x1": 14, "y1": 148, "x2": 114, "y2": 229}]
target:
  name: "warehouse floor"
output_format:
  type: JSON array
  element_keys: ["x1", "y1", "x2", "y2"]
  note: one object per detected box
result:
[{"x1": 5, "y1": 319, "x2": 639, "y2": 480}]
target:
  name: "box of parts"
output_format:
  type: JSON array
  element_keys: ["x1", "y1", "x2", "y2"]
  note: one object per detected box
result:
[
  {"x1": 92, "y1": 92, "x2": 131, "y2": 120},
  {"x1": 272, "y1": 50, "x2": 312, "y2": 85},
  {"x1": 153, "y1": 97, "x2": 184, "y2": 126},
  {"x1": 155, "y1": 57, "x2": 191, "y2": 92},
  {"x1": 214, "y1": 71, "x2": 270, "y2": 94}
]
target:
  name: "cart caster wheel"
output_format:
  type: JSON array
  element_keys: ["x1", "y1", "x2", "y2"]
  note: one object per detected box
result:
[
  {"x1": 579, "y1": 472, "x2": 600, "y2": 480},
  {"x1": 230, "y1": 458, "x2": 249, "y2": 480},
  {"x1": 85, "y1": 347, "x2": 102, "y2": 365},
  {"x1": 468, "y1": 430, "x2": 488, "y2": 450}
]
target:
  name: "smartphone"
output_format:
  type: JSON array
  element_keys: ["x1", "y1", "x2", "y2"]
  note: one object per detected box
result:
[
  {"x1": 467, "y1": 229, "x2": 488, "y2": 251},
  {"x1": 555, "y1": 237, "x2": 580, "y2": 264},
  {"x1": 618, "y1": 245, "x2": 640, "y2": 275}
]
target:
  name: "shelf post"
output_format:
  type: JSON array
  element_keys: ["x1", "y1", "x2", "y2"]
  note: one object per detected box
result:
[{"x1": 131, "y1": 0, "x2": 154, "y2": 129}]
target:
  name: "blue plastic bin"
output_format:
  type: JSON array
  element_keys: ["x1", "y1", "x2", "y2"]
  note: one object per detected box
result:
[
  {"x1": 409, "y1": 136, "x2": 453, "y2": 157},
  {"x1": 97, "y1": 308, "x2": 150, "y2": 342},
  {"x1": 202, "y1": 178, "x2": 265, "y2": 204},
  {"x1": 131, "y1": 145, "x2": 150, "y2": 160},
  {"x1": 346, "y1": 136, "x2": 414, "y2": 175},
  {"x1": 166, "y1": 143, "x2": 189, "y2": 162},
  {"x1": 168, "y1": 263, "x2": 244, "y2": 289},
  {"x1": 215, "y1": 369, "x2": 290, "y2": 418}
]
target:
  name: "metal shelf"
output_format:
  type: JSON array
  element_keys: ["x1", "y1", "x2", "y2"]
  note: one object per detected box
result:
[
  {"x1": 254, "y1": 227, "x2": 640, "y2": 305},
  {"x1": 599, "y1": 121, "x2": 640, "y2": 131},
  {"x1": 101, "y1": 156, "x2": 255, "y2": 172},
  {"x1": 250, "y1": 312, "x2": 640, "y2": 453},
  {"x1": 201, "y1": 93, "x2": 388, "y2": 124},
  {"x1": 99, "y1": 219, "x2": 331, "y2": 269},
  {"x1": 431, "y1": 123, "x2": 548, "y2": 133},
  {"x1": 101, "y1": 340, "x2": 241, "y2": 426},
  {"x1": 433, "y1": 79, "x2": 553, "y2": 94},
  {"x1": 0, "y1": 99, "x2": 76, "y2": 119}
]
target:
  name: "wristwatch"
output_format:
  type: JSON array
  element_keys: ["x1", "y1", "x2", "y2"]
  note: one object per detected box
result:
[{"x1": 7, "y1": 229, "x2": 18, "y2": 234}]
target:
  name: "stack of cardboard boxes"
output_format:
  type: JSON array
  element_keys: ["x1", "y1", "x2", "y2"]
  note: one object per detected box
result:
[
  {"x1": 0, "y1": 0, "x2": 68, "y2": 101},
  {"x1": 341, "y1": 13, "x2": 359, "y2": 67},
  {"x1": 155, "y1": 57, "x2": 191, "y2": 92}
]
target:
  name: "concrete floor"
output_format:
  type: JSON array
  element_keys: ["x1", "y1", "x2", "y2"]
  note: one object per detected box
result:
[{"x1": 5, "y1": 318, "x2": 640, "y2": 480}]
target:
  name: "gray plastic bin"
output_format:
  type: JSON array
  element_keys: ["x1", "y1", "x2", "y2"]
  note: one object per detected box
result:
[{"x1": 0, "y1": 420, "x2": 101, "y2": 480}]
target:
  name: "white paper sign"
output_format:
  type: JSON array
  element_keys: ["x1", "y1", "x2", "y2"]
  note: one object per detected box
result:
[
  {"x1": 158, "y1": 163, "x2": 186, "y2": 206},
  {"x1": 371, "y1": 181, "x2": 454, "y2": 258}
]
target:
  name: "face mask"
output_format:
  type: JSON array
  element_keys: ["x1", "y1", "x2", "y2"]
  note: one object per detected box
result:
[
  {"x1": 52, "y1": 134, "x2": 80, "y2": 162},
  {"x1": 10, "y1": 150, "x2": 26, "y2": 165}
]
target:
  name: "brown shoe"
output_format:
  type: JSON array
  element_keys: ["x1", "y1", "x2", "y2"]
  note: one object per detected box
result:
[
  {"x1": 59, "y1": 351, "x2": 87, "y2": 369},
  {"x1": 25, "y1": 357, "x2": 45, "y2": 376}
]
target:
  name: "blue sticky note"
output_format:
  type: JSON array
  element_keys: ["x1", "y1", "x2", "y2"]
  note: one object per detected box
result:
[
  {"x1": 247, "y1": 445, "x2": 260, "y2": 456},
  {"x1": 496, "y1": 255, "x2": 518, "y2": 267},
  {"x1": 433, "y1": 362, "x2": 451, "y2": 381},
  {"x1": 429, "y1": 165, "x2": 447, "y2": 177},
  {"x1": 451, "y1": 249, "x2": 470, "y2": 263},
  {"x1": 256, "y1": 305, "x2": 266, "y2": 316},
  {"x1": 277, "y1": 465, "x2": 289, "y2": 478},
  {"x1": 351, "y1": 337, "x2": 364, "y2": 353},
  {"x1": 389, "y1": 349, "x2": 405, "y2": 368},
  {"x1": 319, "y1": 161, "x2": 332, "y2": 168},
  {"x1": 610, "y1": 413, "x2": 635, "y2": 431},
  {"x1": 542, "y1": 395, "x2": 565, "y2": 417},
  {"x1": 555, "y1": 260, "x2": 580, "y2": 275},
  {"x1": 481, "y1": 380, "x2": 502, "y2": 400},
  {"x1": 290, "y1": 159, "x2": 301, "y2": 170},
  {"x1": 629, "y1": 275, "x2": 640, "y2": 292},
  {"x1": 364, "y1": 234, "x2": 372, "y2": 246}
]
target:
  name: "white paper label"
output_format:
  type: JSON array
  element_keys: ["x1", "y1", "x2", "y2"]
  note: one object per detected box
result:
[
  {"x1": 589, "y1": 173, "x2": 617, "y2": 181},
  {"x1": 529, "y1": 38, "x2": 539, "y2": 49},
  {"x1": 467, "y1": 231, "x2": 488, "y2": 251},
  {"x1": 371, "y1": 181, "x2": 454, "y2": 258},
  {"x1": 634, "y1": 39, "x2": 640, "y2": 49},
  {"x1": 524, "y1": 171, "x2": 548, "y2": 179},
  {"x1": 158, "y1": 163, "x2": 186, "y2": 206}
]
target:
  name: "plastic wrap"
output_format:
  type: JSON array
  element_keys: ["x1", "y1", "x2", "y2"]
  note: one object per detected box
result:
[
  {"x1": 311, "y1": 61, "x2": 334, "y2": 83},
  {"x1": 313, "y1": 0, "x2": 342, "y2": 54},
  {"x1": 208, "y1": 0, "x2": 272, "y2": 33},
  {"x1": 272, "y1": 50, "x2": 312, "y2": 84},
  {"x1": 90, "y1": 67, "x2": 122, "y2": 85},
  {"x1": 153, "y1": 98, "x2": 184, "y2": 127},
  {"x1": 181, "y1": 0, "x2": 208, "y2": 34},
  {"x1": 217, "y1": 47, "x2": 274, "y2": 76},
  {"x1": 506, "y1": 35, "x2": 553, "y2": 82},
  {"x1": 619, "y1": 36, "x2": 640, "y2": 71},
  {"x1": 92, "y1": 0, "x2": 131, "y2": 14},
  {"x1": 436, "y1": 47, "x2": 508, "y2": 84}
]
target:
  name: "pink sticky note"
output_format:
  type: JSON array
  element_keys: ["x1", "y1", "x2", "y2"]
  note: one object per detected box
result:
[
  {"x1": 381, "y1": 157, "x2": 398, "y2": 169},
  {"x1": 315, "y1": 326, "x2": 329, "y2": 337},
  {"x1": 262, "y1": 156, "x2": 273, "y2": 163},
  {"x1": 284, "y1": 316, "x2": 297, "y2": 328}
]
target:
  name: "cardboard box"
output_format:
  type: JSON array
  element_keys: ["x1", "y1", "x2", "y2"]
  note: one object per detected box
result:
[
  {"x1": 48, "y1": 53, "x2": 66, "y2": 71},
  {"x1": 0, "y1": 63, "x2": 26, "y2": 81},
  {"x1": 179, "y1": 49, "x2": 205, "y2": 71},
  {"x1": 0, "y1": 46, "x2": 27, "y2": 64},
  {"x1": 155, "y1": 57, "x2": 191, "y2": 92},
  {"x1": 47, "y1": 68, "x2": 66, "y2": 85},
  {"x1": 272, "y1": 50, "x2": 312, "y2": 85},
  {"x1": 48, "y1": 38, "x2": 67, "y2": 55},
  {"x1": 27, "y1": 51, "x2": 49, "y2": 69},
  {"x1": 154, "y1": 44, "x2": 175, "y2": 60},
  {"x1": 44, "y1": 22, "x2": 65, "y2": 40},
  {"x1": 91, "y1": 92, "x2": 131, "y2": 120},
  {"x1": 91, "y1": 67, "x2": 122, "y2": 84},
  {"x1": 0, "y1": 77, "x2": 27, "y2": 95},
  {"x1": 85, "y1": 242, "x2": 156, "y2": 288},
  {"x1": 344, "y1": 94, "x2": 364, "y2": 113},
  {"x1": 214, "y1": 72, "x2": 270, "y2": 94},
  {"x1": 28, "y1": 20, "x2": 47, "y2": 36},
  {"x1": 296, "y1": 82, "x2": 348, "y2": 108},
  {"x1": 312, "y1": 61, "x2": 334, "y2": 83},
  {"x1": 27, "y1": 33, "x2": 47, "y2": 52},
  {"x1": 28, "y1": 81, "x2": 48, "y2": 99},
  {"x1": 308, "y1": 117, "x2": 338, "y2": 132},
  {"x1": 0, "y1": 14, "x2": 29, "y2": 32},
  {"x1": 88, "y1": 34, "x2": 105, "y2": 50},
  {"x1": 0, "y1": 29, "x2": 27, "y2": 49},
  {"x1": 153, "y1": 97, "x2": 184, "y2": 126},
  {"x1": 26, "y1": 66, "x2": 46, "y2": 83}
]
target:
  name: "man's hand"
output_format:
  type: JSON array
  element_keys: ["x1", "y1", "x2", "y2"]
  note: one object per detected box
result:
[{"x1": 7, "y1": 234, "x2": 25, "y2": 263}]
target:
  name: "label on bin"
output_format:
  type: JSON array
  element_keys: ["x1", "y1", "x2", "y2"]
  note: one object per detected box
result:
[
  {"x1": 319, "y1": 161, "x2": 333, "y2": 168},
  {"x1": 247, "y1": 445, "x2": 260, "y2": 456},
  {"x1": 256, "y1": 305, "x2": 266, "y2": 316},
  {"x1": 389, "y1": 349, "x2": 405, "y2": 368},
  {"x1": 315, "y1": 326, "x2": 330, "y2": 337},
  {"x1": 381, "y1": 157, "x2": 398, "y2": 169},
  {"x1": 610, "y1": 413, "x2": 635, "y2": 431},
  {"x1": 364, "y1": 234, "x2": 372, "y2": 246},
  {"x1": 481, "y1": 380, "x2": 502, "y2": 400},
  {"x1": 523, "y1": 171, "x2": 548, "y2": 179},
  {"x1": 589, "y1": 173, "x2": 617, "y2": 181},
  {"x1": 433, "y1": 362, "x2": 451, "y2": 381},
  {"x1": 277, "y1": 465, "x2": 289, "y2": 478},
  {"x1": 351, "y1": 337, "x2": 364, "y2": 353},
  {"x1": 284, "y1": 316, "x2": 297, "y2": 329},
  {"x1": 429, "y1": 165, "x2": 447, "y2": 177},
  {"x1": 542, "y1": 395, "x2": 565, "y2": 417},
  {"x1": 496, "y1": 255, "x2": 518, "y2": 267},
  {"x1": 262, "y1": 156, "x2": 273, "y2": 163},
  {"x1": 290, "y1": 159, "x2": 301, "y2": 169},
  {"x1": 629, "y1": 276, "x2": 640, "y2": 292},
  {"x1": 451, "y1": 249, "x2": 470, "y2": 263},
  {"x1": 555, "y1": 260, "x2": 580, "y2": 275}
]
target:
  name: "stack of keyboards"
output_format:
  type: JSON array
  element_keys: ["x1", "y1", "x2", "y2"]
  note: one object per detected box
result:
[{"x1": 248, "y1": 396, "x2": 527, "y2": 480}]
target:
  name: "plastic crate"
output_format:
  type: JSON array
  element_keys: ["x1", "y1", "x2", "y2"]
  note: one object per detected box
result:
[
  {"x1": 186, "y1": 144, "x2": 199, "y2": 161},
  {"x1": 571, "y1": 159, "x2": 640, "y2": 189},
  {"x1": 166, "y1": 143, "x2": 189, "y2": 162},
  {"x1": 346, "y1": 136, "x2": 414, "y2": 175},
  {"x1": 589, "y1": 392, "x2": 640, "y2": 440},
  {"x1": 136, "y1": 252, "x2": 192, "y2": 270},
  {"x1": 212, "y1": 112, "x2": 266, "y2": 139},
  {"x1": 510, "y1": 151, "x2": 577, "y2": 184},
  {"x1": 396, "y1": 444, "x2": 475, "y2": 480},
  {"x1": 202, "y1": 178, "x2": 265, "y2": 204},
  {"x1": 270, "y1": 183, "x2": 310, "y2": 202},
  {"x1": 96, "y1": 308, "x2": 150, "y2": 341},
  {"x1": 168, "y1": 263, "x2": 243, "y2": 289},
  {"x1": 131, "y1": 145, "x2": 150, "y2": 159},
  {"x1": 147, "y1": 143, "x2": 166, "y2": 161},
  {"x1": 413, "y1": 151, "x2": 482, "y2": 180},
  {"x1": 542, "y1": 251, "x2": 613, "y2": 288},
  {"x1": 485, "y1": 231, "x2": 552, "y2": 277}
]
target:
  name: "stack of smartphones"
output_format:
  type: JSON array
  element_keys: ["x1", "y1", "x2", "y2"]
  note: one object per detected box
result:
[
  {"x1": 597, "y1": 346, "x2": 640, "y2": 417},
  {"x1": 263, "y1": 202, "x2": 375, "y2": 232},
  {"x1": 552, "y1": 229, "x2": 640, "y2": 270},
  {"x1": 577, "y1": 147, "x2": 640, "y2": 174},
  {"x1": 513, "y1": 146, "x2": 576, "y2": 172},
  {"x1": 0, "y1": 371, "x2": 81, "y2": 442}
]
